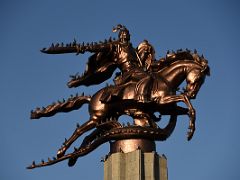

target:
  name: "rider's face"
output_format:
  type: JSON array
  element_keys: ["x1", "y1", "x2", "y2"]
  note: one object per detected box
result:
[{"x1": 119, "y1": 31, "x2": 130, "y2": 43}]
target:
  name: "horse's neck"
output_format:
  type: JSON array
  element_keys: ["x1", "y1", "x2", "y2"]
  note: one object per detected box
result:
[{"x1": 159, "y1": 61, "x2": 199, "y2": 88}]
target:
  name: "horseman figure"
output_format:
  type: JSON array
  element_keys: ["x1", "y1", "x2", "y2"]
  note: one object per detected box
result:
[
  {"x1": 68, "y1": 24, "x2": 155, "y2": 103},
  {"x1": 28, "y1": 24, "x2": 210, "y2": 169}
]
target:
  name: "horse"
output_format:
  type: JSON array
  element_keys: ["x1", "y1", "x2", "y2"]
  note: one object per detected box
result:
[{"x1": 54, "y1": 52, "x2": 210, "y2": 160}]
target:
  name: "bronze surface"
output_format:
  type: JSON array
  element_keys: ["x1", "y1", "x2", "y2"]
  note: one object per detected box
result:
[
  {"x1": 110, "y1": 139, "x2": 156, "y2": 153},
  {"x1": 28, "y1": 24, "x2": 210, "y2": 169}
]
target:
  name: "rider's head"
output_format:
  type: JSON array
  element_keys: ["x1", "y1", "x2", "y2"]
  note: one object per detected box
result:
[
  {"x1": 113, "y1": 24, "x2": 130, "y2": 43},
  {"x1": 137, "y1": 40, "x2": 155, "y2": 70}
]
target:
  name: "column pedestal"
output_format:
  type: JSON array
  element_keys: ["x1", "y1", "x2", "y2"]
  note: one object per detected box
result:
[{"x1": 104, "y1": 139, "x2": 168, "y2": 180}]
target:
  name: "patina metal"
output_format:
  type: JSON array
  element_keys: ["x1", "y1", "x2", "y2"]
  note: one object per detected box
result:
[{"x1": 27, "y1": 24, "x2": 210, "y2": 169}]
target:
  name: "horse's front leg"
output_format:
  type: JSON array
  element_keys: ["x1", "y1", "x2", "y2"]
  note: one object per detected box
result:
[
  {"x1": 155, "y1": 94, "x2": 196, "y2": 141},
  {"x1": 183, "y1": 95, "x2": 196, "y2": 141}
]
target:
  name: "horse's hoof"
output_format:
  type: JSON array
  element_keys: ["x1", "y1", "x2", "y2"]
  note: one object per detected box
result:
[
  {"x1": 30, "y1": 112, "x2": 40, "y2": 119},
  {"x1": 187, "y1": 133, "x2": 193, "y2": 141},
  {"x1": 68, "y1": 157, "x2": 78, "y2": 167},
  {"x1": 57, "y1": 147, "x2": 66, "y2": 158},
  {"x1": 187, "y1": 129, "x2": 194, "y2": 141}
]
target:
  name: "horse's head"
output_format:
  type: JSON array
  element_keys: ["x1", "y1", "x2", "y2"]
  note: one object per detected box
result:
[{"x1": 185, "y1": 56, "x2": 210, "y2": 99}]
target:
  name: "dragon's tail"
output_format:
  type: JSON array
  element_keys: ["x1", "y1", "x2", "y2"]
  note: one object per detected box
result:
[{"x1": 31, "y1": 93, "x2": 91, "y2": 119}]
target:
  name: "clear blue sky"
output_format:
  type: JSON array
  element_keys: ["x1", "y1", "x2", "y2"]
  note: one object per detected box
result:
[{"x1": 1, "y1": 0, "x2": 240, "y2": 179}]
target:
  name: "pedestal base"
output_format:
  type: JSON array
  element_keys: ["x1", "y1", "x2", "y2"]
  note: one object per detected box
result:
[
  {"x1": 104, "y1": 149, "x2": 168, "y2": 180},
  {"x1": 110, "y1": 139, "x2": 156, "y2": 153}
]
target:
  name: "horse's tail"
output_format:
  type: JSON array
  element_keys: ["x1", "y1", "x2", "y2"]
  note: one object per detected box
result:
[{"x1": 31, "y1": 93, "x2": 91, "y2": 119}]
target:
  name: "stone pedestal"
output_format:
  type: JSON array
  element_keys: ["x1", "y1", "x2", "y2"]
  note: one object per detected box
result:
[{"x1": 104, "y1": 139, "x2": 168, "y2": 180}]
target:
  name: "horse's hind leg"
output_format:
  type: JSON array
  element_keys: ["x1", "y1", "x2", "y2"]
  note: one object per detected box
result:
[
  {"x1": 57, "y1": 117, "x2": 97, "y2": 158},
  {"x1": 68, "y1": 128, "x2": 103, "y2": 167},
  {"x1": 57, "y1": 88, "x2": 107, "y2": 158}
]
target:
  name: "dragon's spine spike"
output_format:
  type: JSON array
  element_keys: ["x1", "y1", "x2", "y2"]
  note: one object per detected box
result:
[
  {"x1": 73, "y1": 39, "x2": 77, "y2": 45},
  {"x1": 100, "y1": 157, "x2": 104, "y2": 162},
  {"x1": 76, "y1": 123, "x2": 80, "y2": 128},
  {"x1": 48, "y1": 157, "x2": 52, "y2": 162},
  {"x1": 63, "y1": 138, "x2": 67, "y2": 145},
  {"x1": 90, "y1": 42, "x2": 94, "y2": 47},
  {"x1": 194, "y1": 49, "x2": 197, "y2": 54},
  {"x1": 68, "y1": 94, "x2": 73, "y2": 100},
  {"x1": 108, "y1": 37, "x2": 112, "y2": 42},
  {"x1": 41, "y1": 159, "x2": 45, "y2": 164},
  {"x1": 53, "y1": 156, "x2": 56, "y2": 160}
]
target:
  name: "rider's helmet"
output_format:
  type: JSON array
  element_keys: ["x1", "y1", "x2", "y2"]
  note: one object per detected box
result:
[{"x1": 113, "y1": 24, "x2": 130, "y2": 43}]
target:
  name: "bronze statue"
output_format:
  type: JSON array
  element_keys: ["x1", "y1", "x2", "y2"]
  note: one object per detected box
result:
[{"x1": 28, "y1": 24, "x2": 210, "y2": 169}]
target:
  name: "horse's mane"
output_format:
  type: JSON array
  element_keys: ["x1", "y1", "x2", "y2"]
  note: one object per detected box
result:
[{"x1": 150, "y1": 49, "x2": 209, "y2": 73}]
